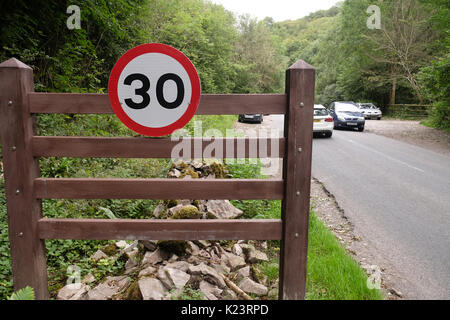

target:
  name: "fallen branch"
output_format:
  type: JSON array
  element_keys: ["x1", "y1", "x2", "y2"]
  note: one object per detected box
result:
[{"x1": 221, "y1": 274, "x2": 252, "y2": 300}]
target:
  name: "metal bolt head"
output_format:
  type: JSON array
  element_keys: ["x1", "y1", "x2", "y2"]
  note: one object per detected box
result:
[
  {"x1": 18, "y1": 232, "x2": 23, "y2": 237},
  {"x1": 298, "y1": 147, "x2": 302, "y2": 152},
  {"x1": 296, "y1": 191, "x2": 300, "y2": 196},
  {"x1": 15, "y1": 189, "x2": 20, "y2": 195},
  {"x1": 295, "y1": 233, "x2": 299, "y2": 238},
  {"x1": 299, "y1": 102, "x2": 304, "y2": 107},
  {"x1": 8, "y1": 100, "x2": 13, "y2": 106},
  {"x1": 12, "y1": 146, "x2": 17, "y2": 151}
]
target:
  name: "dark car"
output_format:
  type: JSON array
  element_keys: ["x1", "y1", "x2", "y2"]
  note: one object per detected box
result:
[
  {"x1": 328, "y1": 101, "x2": 365, "y2": 132},
  {"x1": 238, "y1": 114, "x2": 263, "y2": 123}
]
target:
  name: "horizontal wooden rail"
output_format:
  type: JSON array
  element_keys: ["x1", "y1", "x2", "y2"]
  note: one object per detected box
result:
[
  {"x1": 35, "y1": 178, "x2": 284, "y2": 199},
  {"x1": 28, "y1": 93, "x2": 287, "y2": 115},
  {"x1": 38, "y1": 218, "x2": 283, "y2": 240},
  {"x1": 32, "y1": 136, "x2": 285, "y2": 159}
]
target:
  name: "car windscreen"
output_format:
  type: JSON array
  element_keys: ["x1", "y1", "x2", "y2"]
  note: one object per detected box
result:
[
  {"x1": 314, "y1": 109, "x2": 328, "y2": 116},
  {"x1": 335, "y1": 104, "x2": 360, "y2": 112}
]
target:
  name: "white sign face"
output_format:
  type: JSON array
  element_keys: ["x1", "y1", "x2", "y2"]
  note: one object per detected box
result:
[{"x1": 108, "y1": 44, "x2": 201, "y2": 137}]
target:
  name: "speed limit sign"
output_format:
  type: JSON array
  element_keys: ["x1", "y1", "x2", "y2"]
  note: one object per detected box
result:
[{"x1": 108, "y1": 43, "x2": 201, "y2": 137}]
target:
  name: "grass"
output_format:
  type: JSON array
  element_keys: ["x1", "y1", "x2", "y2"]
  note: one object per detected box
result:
[
  {"x1": 305, "y1": 211, "x2": 382, "y2": 300},
  {"x1": 0, "y1": 113, "x2": 382, "y2": 300}
]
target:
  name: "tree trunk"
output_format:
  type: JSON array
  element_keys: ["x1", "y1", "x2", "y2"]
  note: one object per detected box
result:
[{"x1": 390, "y1": 75, "x2": 397, "y2": 105}]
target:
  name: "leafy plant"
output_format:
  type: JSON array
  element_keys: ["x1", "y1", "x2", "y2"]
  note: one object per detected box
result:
[{"x1": 9, "y1": 286, "x2": 35, "y2": 300}]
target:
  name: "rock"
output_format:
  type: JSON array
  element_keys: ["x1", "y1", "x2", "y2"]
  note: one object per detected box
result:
[
  {"x1": 206, "y1": 200, "x2": 243, "y2": 219},
  {"x1": 157, "y1": 268, "x2": 174, "y2": 290},
  {"x1": 87, "y1": 276, "x2": 131, "y2": 300},
  {"x1": 242, "y1": 245, "x2": 268, "y2": 264},
  {"x1": 238, "y1": 277, "x2": 268, "y2": 296},
  {"x1": 194, "y1": 240, "x2": 211, "y2": 248},
  {"x1": 211, "y1": 263, "x2": 231, "y2": 275},
  {"x1": 152, "y1": 203, "x2": 166, "y2": 218},
  {"x1": 168, "y1": 254, "x2": 179, "y2": 262},
  {"x1": 169, "y1": 205, "x2": 202, "y2": 219},
  {"x1": 90, "y1": 249, "x2": 108, "y2": 262},
  {"x1": 165, "y1": 268, "x2": 190, "y2": 289},
  {"x1": 199, "y1": 281, "x2": 222, "y2": 300},
  {"x1": 247, "y1": 250, "x2": 268, "y2": 264},
  {"x1": 222, "y1": 289, "x2": 237, "y2": 300},
  {"x1": 141, "y1": 248, "x2": 169, "y2": 266},
  {"x1": 115, "y1": 240, "x2": 128, "y2": 249},
  {"x1": 268, "y1": 287, "x2": 278, "y2": 299},
  {"x1": 222, "y1": 252, "x2": 246, "y2": 271},
  {"x1": 57, "y1": 283, "x2": 89, "y2": 300},
  {"x1": 82, "y1": 273, "x2": 96, "y2": 284},
  {"x1": 168, "y1": 169, "x2": 181, "y2": 178},
  {"x1": 232, "y1": 244, "x2": 243, "y2": 256},
  {"x1": 165, "y1": 261, "x2": 190, "y2": 272},
  {"x1": 125, "y1": 257, "x2": 138, "y2": 270},
  {"x1": 188, "y1": 263, "x2": 226, "y2": 288},
  {"x1": 140, "y1": 240, "x2": 158, "y2": 251},
  {"x1": 138, "y1": 266, "x2": 157, "y2": 278},
  {"x1": 236, "y1": 266, "x2": 250, "y2": 281},
  {"x1": 138, "y1": 278, "x2": 168, "y2": 300},
  {"x1": 125, "y1": 247, "x2": 139, "y2": 259},
  {"x1": 187, "y1": 241, "x2": 200, "y2": 255}
]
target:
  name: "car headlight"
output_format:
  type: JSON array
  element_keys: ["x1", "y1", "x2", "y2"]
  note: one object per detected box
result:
[{"x1": 337, "y1": 115, "x2": 346, "y2": 121}]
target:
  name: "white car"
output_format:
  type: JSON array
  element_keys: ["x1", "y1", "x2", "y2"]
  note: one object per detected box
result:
[
  {"x1": 357, "y1": 103, "x2": 382, "y2": 120},
  {"x1": 313, "y1": 104, "x2": 334, "y2": 138}
]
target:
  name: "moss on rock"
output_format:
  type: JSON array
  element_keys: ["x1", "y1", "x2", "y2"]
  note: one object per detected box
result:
[
  {"x1": 171, "y1": 206, "x2": 202, "y2": 219},
  {"x1": 124, "y1": 281, "x2": 142, "y2": 300},
  {"x1": 101, "y1": 243, "x2": 118, "y2": 256},
  {"x1": 179, "y1": 168, "x2": 199, "y2": 179}
]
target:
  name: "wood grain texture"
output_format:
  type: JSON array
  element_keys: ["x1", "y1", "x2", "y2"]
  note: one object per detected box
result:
[
  {"x1": 0, "y1": 59, "x2": 49, "y2": 299},
  {"x1": 32, "y1": 136, "x2": 285, "y2": 159},
  {"x1": 28, "y1": 93, "x2": 287, "y2": 115},
  {"x1": 38, "y1": 219, "x2": 282, "y2": 241},
  {"x1": 279, "y1": 60, "x2": 315, "y2": 300},
  {"x1": 34, "y1": 178, "x2": 284, "y2": 200}
]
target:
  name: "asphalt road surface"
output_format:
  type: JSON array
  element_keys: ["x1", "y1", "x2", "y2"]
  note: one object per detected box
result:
[{"x1": 268, "y1": 115, "x2": 450, "y2": 299}]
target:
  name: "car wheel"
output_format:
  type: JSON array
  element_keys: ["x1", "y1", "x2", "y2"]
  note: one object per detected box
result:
[
  {"x1": 358, "y1": 126, "x2": 365, "y2": 132},
  {"x1": 378, "y1": 117, "x2": 381, "y2": 120},
  {"x1": 325, "y1": 131, "x2": 333, "y2": 138}
]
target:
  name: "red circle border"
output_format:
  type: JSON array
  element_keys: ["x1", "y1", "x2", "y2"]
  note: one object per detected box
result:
[{"x1": 108, "y1": 43, "x2": 201, "y2": 137}]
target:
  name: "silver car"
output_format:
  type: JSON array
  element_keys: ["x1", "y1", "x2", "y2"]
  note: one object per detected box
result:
[{"x1": 357, "y1": 103, "x2": 382, "y2": 120}]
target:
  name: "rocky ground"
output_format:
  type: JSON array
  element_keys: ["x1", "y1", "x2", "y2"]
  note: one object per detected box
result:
[{"x1": 56, "y1": 160, "x2": 277, "y2": 301}]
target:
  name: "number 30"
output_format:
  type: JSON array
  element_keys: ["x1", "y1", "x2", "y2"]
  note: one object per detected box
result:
[{"x1": 123, "y1": 73, "x2": 185, "y2": 110}]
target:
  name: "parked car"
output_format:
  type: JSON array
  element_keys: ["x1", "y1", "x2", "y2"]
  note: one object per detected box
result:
[
  {"x1": 357, "y1": 103, "x2": 382, "y2": 120},
  {"x1": 238, "y1": 114, "x2": 263, "y2": 123},
  {"x1": 328, "y1": 101, "x2": 365, "y2": 132},
  {"x1": 313, "y1": 104, "x2": 334, "y2": 137}
]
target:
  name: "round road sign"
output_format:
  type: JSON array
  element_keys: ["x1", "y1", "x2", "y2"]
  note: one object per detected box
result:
[{"x1": 108, "y1": 43, "x2": 201, "y2": 137}]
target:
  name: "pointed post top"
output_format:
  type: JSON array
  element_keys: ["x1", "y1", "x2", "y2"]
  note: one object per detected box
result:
[
  {"x1": 0, "y1": 58, "x2": 32, "y2": 70},
  {"x1": 288, "y1": 59, "x2": 315, "y2": 71}
]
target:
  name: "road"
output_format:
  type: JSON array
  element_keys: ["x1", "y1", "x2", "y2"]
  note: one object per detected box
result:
[{"x1": 267, "y1": 115, "x2": 450, "y2": 299}]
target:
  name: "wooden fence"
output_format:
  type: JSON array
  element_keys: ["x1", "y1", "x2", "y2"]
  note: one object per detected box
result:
[
  {"x1": 387, "y1": 104, "x2": 431, "y2": 119},
  {"x1": 0, "y1": 58, "x2": 315, "y2": 300}
]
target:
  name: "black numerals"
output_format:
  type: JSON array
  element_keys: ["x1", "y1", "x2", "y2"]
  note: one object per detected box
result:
[
  {"x1": 123, "y1": 73, "x2": 185, "y2": 110},
  {"x1": 156, "y1": 73, "x2": 184, "y2": 109},
  {"x1": 123, "y1": 73, "x2": 150, "y2": 109}
]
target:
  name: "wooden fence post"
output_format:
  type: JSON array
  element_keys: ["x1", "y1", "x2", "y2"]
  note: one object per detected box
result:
[
  {"x1": 0, "y1": 58, "x2": 49, "y2": 299},
  {"x1": 279, "y1": 60, "x2": 315, "y2": 300}
]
